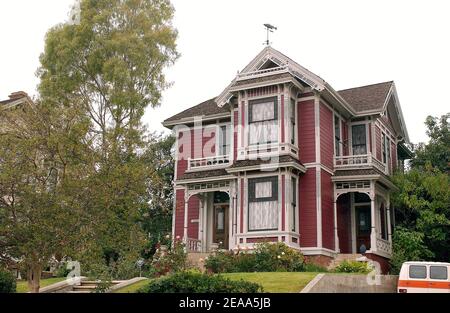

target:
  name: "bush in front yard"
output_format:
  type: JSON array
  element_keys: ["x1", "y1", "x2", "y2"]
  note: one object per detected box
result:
[
  {"x1": 151, "y1": 239, "x2": 188, "y2": 277},
  {"x1": 205, "y1": 242, "x2": 305, "y2": 273},
  {"x1": 333, "y1": 260, "x2": 371, "y2": 274},
  {"x1": 138, "y1": 271, "x2": 263, "y2": 293},
  {"x1": 0, "y1": 268, "x2": 16, "y2": 293}
]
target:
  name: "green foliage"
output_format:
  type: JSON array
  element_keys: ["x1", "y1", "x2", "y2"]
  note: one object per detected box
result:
[
  {"x1": 55, "y1": 262, "x2": 72, "y2": 278},
  {"x1": 303, "y1": 263, "x2": 329, "y2": 273},
  {"x1": 138, "y1": 271, "x2": 263, "y2": 293},
  {"x1": 333, "y1": 260, "x2": 371, "y2": 274},
  {"x1": 390, "y1": 227, "x2": 434, "y2": 274},
  {"x1": 205, "y1": 243, "x2": 305, "y2": 273},
  {"x1": 151, "y1": 240, "x2": 188, "y2": 277},
  {"x1": 411, "y1": 113, "x2": 449, "y2": 173},
  {"x1": 392, "y1": 168, "x2": 450, "y2": 262},
  {"x1": 0, "y1": 268, "x2": 16, "y2": 293}
]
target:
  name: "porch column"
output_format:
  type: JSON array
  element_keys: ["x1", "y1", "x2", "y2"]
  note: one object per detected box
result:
[
  {"x1": 370, "y1": 193, "x2": 377, "y2": 252},
  {"x1": 333, "y1": 200, "x2": 339, "y2": 253},
  {"x1": 183, "y1": 192, "x2": 189, "y2": 243},
  {"x1": 386, "y1": 195, "x2": 392, "y2": 243}
]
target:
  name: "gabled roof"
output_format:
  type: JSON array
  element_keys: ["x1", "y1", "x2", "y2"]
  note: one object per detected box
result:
[
  {"x1": 338, "y1": 81, "x2": 394, "y2": 113},
  {"x1": 0, "y1": 91, "x2": 32, "y2": 110}
]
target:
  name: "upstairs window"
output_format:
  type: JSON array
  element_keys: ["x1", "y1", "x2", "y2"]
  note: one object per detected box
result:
[
  {"x1": 352, "y1": 124, "x2": 367, "y2": 155},
  {"x1": 248, "y1": 177, "x2": 278, "y2": 231},
  {"x1": 334, "y1": 115, "x2": 341, "y2": 156},
  {"x1": 218, "y1": 125, "x2": 230, "y2": 156},
  {"x1": 248, "y1": 97, "x2": 278, "y2": 145},
  {"x1": 290, "y1": 99, "x2": 296, "y2": 145},
  {"x1": 382, "y1": 133, "x2": 391, "y2": 172},
  {"x1": 290, "y1": 177, "x2": 297, "y2": 232}
]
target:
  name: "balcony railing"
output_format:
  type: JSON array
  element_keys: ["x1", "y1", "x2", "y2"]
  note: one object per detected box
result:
[
  {"x1": 188, "y1": 155, "x2": 231, "y2": 171},
  {"x1": 334, "y1": 153, "x2": 387, "y2": 174}
]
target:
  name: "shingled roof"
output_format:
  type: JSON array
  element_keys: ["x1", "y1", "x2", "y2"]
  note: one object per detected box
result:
[
  {"x1": 164, "y1": 98, "x2": 229, "y2": 124},
  {"x1": 338, "y1": 81, "x2": 393, "y2": 113},
  {"x1": 163, "y1": 81, "x2": 395, "y2": 125}
]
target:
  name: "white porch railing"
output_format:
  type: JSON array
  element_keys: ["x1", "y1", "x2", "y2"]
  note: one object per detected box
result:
[
  {"x1": 376, "y1": 237, "x2": 392, "y2": 256},
  {"x1": 188, "y1": 155, "x2": 231, "y2": 171},
  {"x1": 186, "y1": 238, "x2": 202, "y2": 253},
  {"x1": 334, "y1": 153, "x2": 387, "y2": 174}
]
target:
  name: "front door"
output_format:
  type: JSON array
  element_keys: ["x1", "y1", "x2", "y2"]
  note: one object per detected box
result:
[
  {"x1": 356, "y1": 205, "x2": 371, "y2": 252},
  {"x1": 213, "y1": 204, "x2": 229, "y2": 250}
]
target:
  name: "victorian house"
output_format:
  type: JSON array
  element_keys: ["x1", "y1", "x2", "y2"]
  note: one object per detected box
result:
[{"x1": 163, "y1": 47, "x2": 411, "y2": 272}]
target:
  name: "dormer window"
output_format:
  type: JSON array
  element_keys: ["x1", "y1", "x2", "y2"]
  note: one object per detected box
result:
[{"x1": 248, "y1": 97, "x2": 278, "y2": 145}]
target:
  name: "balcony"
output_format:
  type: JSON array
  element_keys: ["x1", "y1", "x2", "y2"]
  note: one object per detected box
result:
[
  {"x1": 334, "y1": 153, "x2": 387, "y2": 174},
  {"x1": 188, "y1": 155, "x2": 231, "y2": 171}
]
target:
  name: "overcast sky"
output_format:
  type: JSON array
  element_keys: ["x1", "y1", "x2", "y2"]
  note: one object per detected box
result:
[{"x1": 1, "y1": 0, "x2": 449, "y2": 143}]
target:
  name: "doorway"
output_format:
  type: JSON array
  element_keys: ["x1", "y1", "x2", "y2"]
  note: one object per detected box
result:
[
  {"x1": 355, "y1": 205, "x2": 371, "y2": 252},
  {"x1": 213, "y1": 204, "x2": 229, "y2": 250}
]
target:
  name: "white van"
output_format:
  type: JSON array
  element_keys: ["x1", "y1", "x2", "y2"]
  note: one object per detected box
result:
[{"x1": 398, "y1": 261, "x2": 450, "y2": 293}]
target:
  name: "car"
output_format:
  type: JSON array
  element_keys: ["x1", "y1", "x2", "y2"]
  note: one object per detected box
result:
[{"x1": 398, "y1": 261, "x2": 450, "y2": 293}]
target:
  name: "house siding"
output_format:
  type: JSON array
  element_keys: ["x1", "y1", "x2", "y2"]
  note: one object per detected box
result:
[
  {"x1": 233, "y1": 110, "x2": 238, "y2": 161},
  {"x1": 321, "y1": 170, "x2": 334, "y2": 250},
  {"x1": 320, "y1": 102, "x2": 334, "y2": 169},
  {"x1": 298, "y1": 100, "x2": 316, "y2": 163},
  {"x1": 391, "y1": 141, "x2": 397, "y2": 171},
  {"x1": 187, "y1": 195, "x2": 200, "y2": 239},
  {"x1": 299, "y1": 170, "x2": 317, "y2": 247},
  {"x1": 174, "y1": 189, "x2": 186, "y2": 239}
]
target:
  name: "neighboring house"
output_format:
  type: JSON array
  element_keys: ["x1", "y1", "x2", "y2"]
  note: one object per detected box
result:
[{"x1": 163, "y1": 47, "x2": 411, "y2": 271}]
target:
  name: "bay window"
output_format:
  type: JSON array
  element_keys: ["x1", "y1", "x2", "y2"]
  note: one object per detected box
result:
[
  {"x1": 290, "y1": 177, "x2": 297, "y2": 232},
  {"x1": 351, "y1": 124, "x2": 367, "y2": 155},
  {"x1": 248, "y1": 97, "x2": 278, "y2": 145},
  {"x1": 248, "y1": 176, "x2": 278, "y2": 231},
  {"x1": 334, "y1": 115, "x2": 341, "y2": 156},
  {"x1": 218, "y1": 125, "x2": 230, "y2": 156},
  {"x1": 290, "y1": 98, "x2": 296, "y2": 145}
]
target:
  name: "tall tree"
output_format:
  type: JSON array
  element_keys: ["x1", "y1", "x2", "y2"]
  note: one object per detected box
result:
[
  {"x1": 37, "y1": 0, "x2": 179, "y2": 278},
  {"x1": 411, "y1": 113, "x2": 449, "y2": 173},
  {"x1": 0, "y1": 100, "x2": 91, "y2": 292}
]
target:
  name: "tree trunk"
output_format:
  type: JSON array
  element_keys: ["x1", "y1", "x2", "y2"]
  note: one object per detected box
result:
[{"x1": 27, "y1": 264, "x2": 42, "y2": 293}]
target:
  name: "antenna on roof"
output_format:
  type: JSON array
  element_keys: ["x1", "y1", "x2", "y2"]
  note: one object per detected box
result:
[{"x1": 263, "y1": 24, "x2": 277, "y2": 46}]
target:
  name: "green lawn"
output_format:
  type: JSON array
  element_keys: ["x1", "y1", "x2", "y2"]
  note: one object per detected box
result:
[
  {"x1": 221, "y1": 272, "x2": 318, "y2": 293},
  {"x1": 113, "y1": 278, "x2": 151, "y2": 293},
  {"x1": 16, "y1": 277, "x2": 66, "y2": 293}
]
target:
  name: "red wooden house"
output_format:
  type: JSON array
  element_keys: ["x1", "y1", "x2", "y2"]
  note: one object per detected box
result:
[{"x1": 163, "y1": 47, "x2": 411, "y2": 270}]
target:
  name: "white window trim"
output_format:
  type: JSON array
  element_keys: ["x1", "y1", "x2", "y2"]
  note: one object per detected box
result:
[{"x1": 349, "y1": 120, "x2": 370, "y2": 156}]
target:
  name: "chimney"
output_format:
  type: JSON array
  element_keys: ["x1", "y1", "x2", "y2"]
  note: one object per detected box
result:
[{"x1": 8, "y1": 91, "x2": 29, "y2": 100}]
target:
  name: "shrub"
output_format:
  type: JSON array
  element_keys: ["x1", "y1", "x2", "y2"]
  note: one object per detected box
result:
[
  {"x1": 390, "y1": 227, "x2": 434, "y2": 274},
  {"x1": 0, "y1": 268, "x2": 16, "y2": 293},
  {"x1": 151, "y1": 239, "x2": 188, "y2": 277},
  {"x1": 205, "y1": 242, "x2": 305, "y2": 273},
  {"x1": 55, "y1": 262, "x2": 72, "y2": 278},
  {"x1": 333, "y1": 260, "x2": 371, "y2": 274},
  {"x1": 138, "y1": 271, "x2": 263, "y2": 293},
  {"x1": 303, "y1": 263, "x2": 328, "y2": 273}
]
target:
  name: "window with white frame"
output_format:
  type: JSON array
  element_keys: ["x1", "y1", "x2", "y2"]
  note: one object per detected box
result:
[
  {"x1": 382, "y1": 133, "x2": 391, "y2": 170},
  {"x1": 351, "y1": 124, "x2": 367, "y2": 155},
  {"x1": 218, "y1": 125, "x2": 230, "y2": 156},
  {"x1": 248, "y1": 97, "x2": 278, "y2": 145},
  {"x1": 248, "y1": 176, "x2": 278, "y2": 231},
  {"x1": 290, "y1": 176, "x2": 297, "y2": 232},
  {"x1": 290, "y1": 98, "x2": 296, "y2": 145},
  {"x1": 334, "y1": 115, "x2": 341, "y2": 156}
]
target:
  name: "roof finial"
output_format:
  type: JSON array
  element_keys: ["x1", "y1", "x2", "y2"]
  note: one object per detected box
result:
[{"x1": 263, "y1": 24, "x2": 277, "y2": 46}]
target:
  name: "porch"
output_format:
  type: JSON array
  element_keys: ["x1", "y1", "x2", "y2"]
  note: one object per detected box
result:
[
  {"x1": 181, "y1": 179, "x2": 236, "y2": 253},
  {"x1": 333, "y1": 180, "x2": 393, "y2": 259}
]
